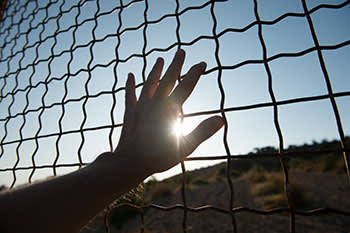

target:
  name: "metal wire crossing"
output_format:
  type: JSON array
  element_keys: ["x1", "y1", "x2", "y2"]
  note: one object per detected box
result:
[{"x1": 0, "y1": 0, "x2": 349, "y2": 232}]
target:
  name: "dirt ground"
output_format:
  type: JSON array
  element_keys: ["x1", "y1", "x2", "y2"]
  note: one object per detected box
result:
[{"x1": 80, "y1": 171, "x2": 350, "y2": 233}]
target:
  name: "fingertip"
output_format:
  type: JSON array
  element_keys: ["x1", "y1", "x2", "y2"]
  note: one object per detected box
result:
[
  {"x1": 204, "y1": 116, "x2": 224, "y2": 136},
  {"x1": 176, "y1": 49, "x2": 185, "y2": 57},
  {"x1": 189, "y1": 116, "x2": 224, "y2": 142},
  {"x1": 174, "y1": 49, "x2": 185, "y2": 64},
  {"x1": 211, "y1": 115, "x2": 224, "y2": 128},
  {"x1": 182, "y1": 115, "x2": 223, "y2": 157},
  {"x1": 128, "y1": 72, "x2": 134, "y2": 79},
  {"x1": 127, "y1": 72, "x2": 135, "y2": 86},
  {"x1": 156, "y1": 57, "x2": 164, "y2": 65},
  {"x1": 126, "y1": 72, "x2": 137, "y2": 105},
  {"x1": 199, "y1": 62, "x2": 207, "y2": 73}
]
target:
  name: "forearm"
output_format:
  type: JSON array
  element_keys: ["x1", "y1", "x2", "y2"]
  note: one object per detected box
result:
[{"x1": 0, "y1": 152, "x2": 148, "y2": 233}]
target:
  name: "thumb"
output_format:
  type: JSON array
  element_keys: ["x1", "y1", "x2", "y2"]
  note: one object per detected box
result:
[{"x1": 180, "y1": 116, "x2": 224, "y2": 159}]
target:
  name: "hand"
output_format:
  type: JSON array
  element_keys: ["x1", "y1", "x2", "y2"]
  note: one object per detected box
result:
[
  {"x1": 0, "y1": 50, "x2": 225, "y2": 233},
  {"x1": 115, "y1": 49, "x2": 224, "y2": 174}
]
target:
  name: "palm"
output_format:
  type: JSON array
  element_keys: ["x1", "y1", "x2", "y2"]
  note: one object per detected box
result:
[{"x1": 116, "y1": 50, "x2": 224, "y2": 174}]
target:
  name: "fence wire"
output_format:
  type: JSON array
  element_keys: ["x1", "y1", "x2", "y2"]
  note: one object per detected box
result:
[{"x1": 0, "y1": 0, "x2": 349, "y2": 232}]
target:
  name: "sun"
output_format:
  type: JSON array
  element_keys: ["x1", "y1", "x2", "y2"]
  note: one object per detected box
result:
[
  {"x1": 172, "y1": 118, "x2": 183, "y2": 137},
  {"x1": 172, "y1": 118, "x2": 196, "y2": 138}
]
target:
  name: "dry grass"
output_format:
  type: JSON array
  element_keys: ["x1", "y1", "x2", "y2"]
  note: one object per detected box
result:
[
  {"x1": 149, "y1": 183, "x2": 174, "y2": 200},
  {"x1": 289, "y1": 154, "x2": 346, "y2": 174},
  {"x1": 249, "y1": 173, "x2": 313, "y2": 209},
  {"x1": 262, "y1": 193, "x2": 288, "y2": 208},
  {"x1": 243, "y1": 165, "x2": 268, "y2": 184},
  {"x1": 251, "y1": 174, "x2": 284, "y2": 196}
]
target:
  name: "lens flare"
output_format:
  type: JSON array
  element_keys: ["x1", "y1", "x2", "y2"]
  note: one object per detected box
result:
[{"x1": 172, "y1": 118, "x2": 183, "y2": 137}]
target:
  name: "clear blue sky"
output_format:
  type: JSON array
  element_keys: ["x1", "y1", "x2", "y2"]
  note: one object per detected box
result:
[{"x1": 0, "y1": 0, "x2": 349, "y2": 186}]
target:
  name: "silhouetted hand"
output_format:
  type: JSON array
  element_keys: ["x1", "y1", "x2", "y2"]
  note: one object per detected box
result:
[
  {"x1": 115, "y1": 49, "x2": 224, "y2": 174},
  {"x1": 0, "y1": 50, "x2": 225, "y2": 233}
]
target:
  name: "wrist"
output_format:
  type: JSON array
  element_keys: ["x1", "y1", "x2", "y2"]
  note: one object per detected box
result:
[{"x1": 91, "y1": 151, "x2": 150, "y2": 185}]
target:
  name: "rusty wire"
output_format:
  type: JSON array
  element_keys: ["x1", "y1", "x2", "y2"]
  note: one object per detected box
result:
[
  {"x1": 253, "y1": 0, "x2": 296, "y2": 231},
  {"x1": 0, "y1": 0, "x2": 349, "y2": 232},
  {"x1": 209, "y1": 1, "x2": 237, "y2": 232},
  {"x1": 173, "y1": 0, "x2": 189, "y2": 232},
  {"x1": 300, "y1": 0, "x2": 350, "y2": 181}
]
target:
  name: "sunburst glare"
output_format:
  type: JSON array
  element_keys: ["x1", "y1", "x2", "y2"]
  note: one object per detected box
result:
[{"x1": 172, "y1": 118, "x2": 183, "y2": 137}]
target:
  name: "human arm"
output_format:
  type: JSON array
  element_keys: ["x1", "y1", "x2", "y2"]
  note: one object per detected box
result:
[{"x1": 0, "y1": 49, "x2": 224, "y2": 233}]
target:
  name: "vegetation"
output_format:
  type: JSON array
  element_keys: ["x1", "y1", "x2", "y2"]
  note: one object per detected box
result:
[
  {"x1": 251, "y1": 173, "x2": 283, "y2": 196},
  {"x1": 244, "y1": 166, "x2": 317, "y2": 209},
  {"x1": 109, "y1": 185, "x2": 145, "y2": 229},
  {"x1": 108, "y1": 137, "x2": 349, "y2": 229},
  {"x1": 243, "y1": 165, "x2": 268, "y2": 183},
  {"x1": 148, "y1": 182, "x2": 174, "y2": 200},
  {"x1": 240, "y1": 137, "x2": 349, "y2": 173},
  {"x1": 0, "y1": 185, "x2": 7, "y2": 193}
]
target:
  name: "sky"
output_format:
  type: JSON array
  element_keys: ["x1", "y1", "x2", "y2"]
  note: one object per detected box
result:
[{"x1": 0, "y1": 0, "x2": 349, "y2": 186}]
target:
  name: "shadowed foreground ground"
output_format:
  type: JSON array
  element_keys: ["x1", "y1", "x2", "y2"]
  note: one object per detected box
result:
[{"x1": 80, "y1": 170, "x2": 350, "y2": 233}]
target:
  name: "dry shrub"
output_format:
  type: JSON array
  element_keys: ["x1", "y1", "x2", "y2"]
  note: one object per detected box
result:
[
  {"x1": 262, "y1": 193, "x2": 288, "y2": 208},
  {"x1": 150, "y1": 183, "x2": 174, "y2": 200},
  {"x1": 289, "y1": 154, "x2": 346, "y2": 173},
  {"x1": 251, "y1": 174, "x2": 283, "y2": 196},
  {"x1": 335, "y1": 159, "x2": 347, "y2": 173},
  {"x1": 288, "y1": 182, "x2": 312, "y2": 209},
  {"x1": 216, "y1": 166, "x2": 242, "y2": 180},
  {"x1": 252, "y1": 176, "x2": 311, "y2": 209},
  {"x1": 109, "y1": 185, "x2": 144, "y2": 229},
  {"x1": 243, "y1": 165, "x2": 268, "y2": 184},
  {"x1": 191, "y1": 178, "x2": 210, "y2": 186}
]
